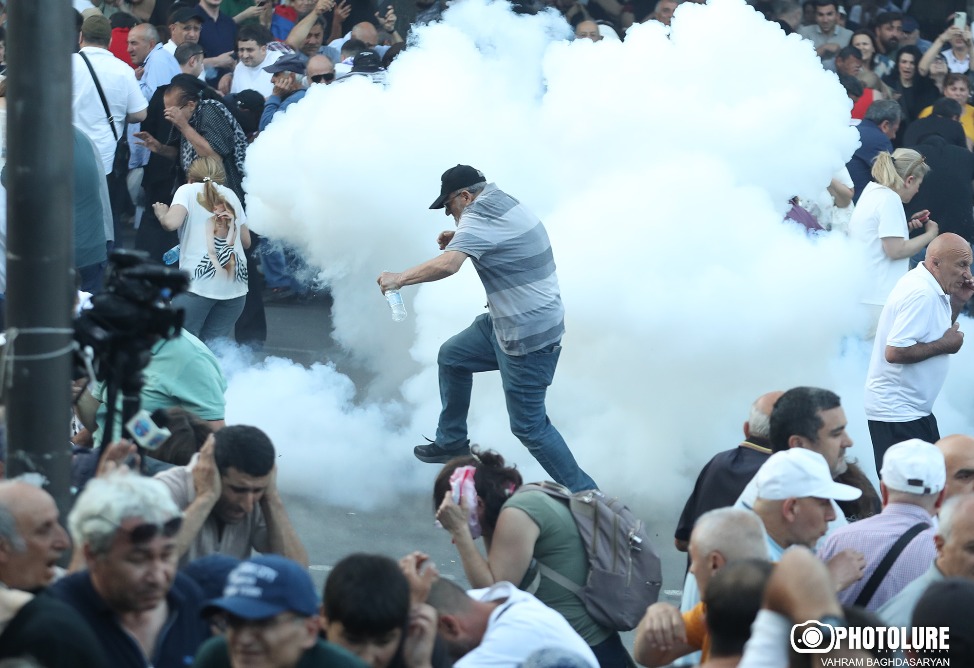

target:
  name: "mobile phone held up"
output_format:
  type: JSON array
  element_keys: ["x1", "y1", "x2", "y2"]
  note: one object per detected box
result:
[{"x1": 955, "y1": 12, "x2": 967, "y2": 30}]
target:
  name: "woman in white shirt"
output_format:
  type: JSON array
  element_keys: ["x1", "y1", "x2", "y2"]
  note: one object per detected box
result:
[
  {"x1": 849, "y1": 149, "x2": 937, "y2": 338},
  {"x1": 152, "y1": 157, "x2": 251, "y2": 343}
]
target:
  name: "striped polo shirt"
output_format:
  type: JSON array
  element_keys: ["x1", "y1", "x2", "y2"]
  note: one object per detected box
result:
[{"x1": 446, "y1": 183, "x2": 565, "y2": 356}]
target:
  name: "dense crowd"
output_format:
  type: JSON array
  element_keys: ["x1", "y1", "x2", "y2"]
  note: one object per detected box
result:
[{"x1": 0, "y1": 0, "x2": 973, "y2": 667}]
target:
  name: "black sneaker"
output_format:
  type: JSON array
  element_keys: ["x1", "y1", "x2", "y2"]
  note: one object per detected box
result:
[{"x1": 413, "y1": 438, "x2": 471, "y2": 464}]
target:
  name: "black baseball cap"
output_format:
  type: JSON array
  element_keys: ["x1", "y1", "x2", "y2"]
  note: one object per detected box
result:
[
  {"x1": 351, "y1": 50, "x2": 383, "y2": 73},
  {"x1": 430, "y1": 165, "x2": 485, "y2": 209},
  {"x1": 169, "y1": 7, "x2": 204, "y2": 24}
]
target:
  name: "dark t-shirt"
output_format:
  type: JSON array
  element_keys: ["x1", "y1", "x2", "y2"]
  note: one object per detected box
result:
[
  {"x1": 51, "y1": 570, "x2": 210, "y2": 668},
  {"x1": 905, "y1": 135, "x2": 974, "y2": 244},
  {"x1": 195, "y1": 4, "x2": 238, "y2": 57},
  {"x1": 674, "y1": 441, "x2": 772, "y2": 543},
  {"x1": 0, "y1": 593, "x2": 110, "y2": 667},
  {"x1": 902, "y1": 115, "x2": 968, "y2": 150}
]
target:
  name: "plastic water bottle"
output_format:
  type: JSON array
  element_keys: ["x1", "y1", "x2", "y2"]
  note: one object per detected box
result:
[
  {"x1": 385, "y1": 289, "x2": 407, "y2": 321},
  {"x1": 162, "y1": 245, "x2": 180, "y2": 266}
]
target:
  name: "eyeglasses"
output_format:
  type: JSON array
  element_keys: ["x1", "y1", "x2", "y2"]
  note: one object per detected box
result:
[
  {"x1": 444, "y1": 190, "x2": 465, "y2": 212},
  {"x1": 96, "y1": 515, "x2": 183, "y2": 543},
  {"x1": 310, "y1": 72, "x2": 335, "y2": 83}
]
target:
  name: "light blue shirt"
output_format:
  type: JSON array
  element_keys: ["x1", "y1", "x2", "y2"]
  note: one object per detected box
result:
[{"x1": 129, "y1": 43, "x2": 180, "y2": 168}]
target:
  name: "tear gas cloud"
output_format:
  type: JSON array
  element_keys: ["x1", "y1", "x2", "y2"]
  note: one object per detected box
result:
[{"x1": 230, "y1": 0, "x2": 973, "y2": 513}]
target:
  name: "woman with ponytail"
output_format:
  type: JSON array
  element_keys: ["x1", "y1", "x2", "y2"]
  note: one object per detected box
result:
[
  {"x1": 849, "y1": 149, "x2": 938, "y2": 337},
  {"x1": 152, "y1": 157, "x2": 250, "y2": 343},
  {"x1": 431, "y1": 448, "x2": 630, "y2": 668}
]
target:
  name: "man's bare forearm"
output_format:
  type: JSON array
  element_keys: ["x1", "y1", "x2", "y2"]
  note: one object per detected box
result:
[{"x1": 886, "y1": 339, "x2": 952, "y2": 364}]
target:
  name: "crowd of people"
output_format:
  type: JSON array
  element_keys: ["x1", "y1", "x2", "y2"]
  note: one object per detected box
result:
[{"x1": 1, "y1": 0, "x2": 974, "y2": 667}]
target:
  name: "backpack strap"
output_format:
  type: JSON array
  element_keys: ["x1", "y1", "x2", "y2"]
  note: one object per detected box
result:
[
  {"x1": 536, "y1": 562, "x2": 583, "y2": 596},
  {"x1": 853, "y1": 521, "x2": 930, "y2": 608},
  {"x1": 79, "y1": 51, "x2": 119, "y2": 141},
  {"x1": 514, "y1": 482, "x2": 585, "y2": 597}
]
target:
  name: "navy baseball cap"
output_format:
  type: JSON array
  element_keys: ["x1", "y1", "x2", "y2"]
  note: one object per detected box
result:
[
  {"x1": 202, "y1": 555, "x2": 318, "y2": 620},
  {"x1": 430, "y1": 165, "x2": 486, "y2": 209}
]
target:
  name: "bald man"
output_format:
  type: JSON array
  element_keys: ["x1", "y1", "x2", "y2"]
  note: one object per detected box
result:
[
  {"x1": 937, "y1": 435, "x2": 974, "y2": 499},
  {"x1": 866, "y1": 233, "x2": 974, "y2": 471},
  {"x1": 636, "y1": 508, "x2": 768, "y2": 667},
  {"x1": 307, "y1": 54, "x2": 336, "y2": 84},
  {"x1": 0, "y1": 482, "x2": 70, "y2": 591},
  {"x1": 674, "y1": 390, "x2": 784, "y2": 552},
  {"x1": 329, "y1": 21, "x2": 392, "y2": 58}
]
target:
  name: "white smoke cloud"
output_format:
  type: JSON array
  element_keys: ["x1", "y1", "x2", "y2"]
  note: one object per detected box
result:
[{"x1": 229, "y1": 0, "x2": 972, "y2": 513}]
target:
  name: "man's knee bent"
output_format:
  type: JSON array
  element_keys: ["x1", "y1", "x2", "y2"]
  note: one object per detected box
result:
[{"x1": 510, "y1": 415, "x2": 553, "y2": 445}]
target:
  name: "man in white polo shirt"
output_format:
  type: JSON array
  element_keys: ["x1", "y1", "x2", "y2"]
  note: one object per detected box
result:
[{"x1": 865, "y1": 233, "x2": 974, "y2": 473}]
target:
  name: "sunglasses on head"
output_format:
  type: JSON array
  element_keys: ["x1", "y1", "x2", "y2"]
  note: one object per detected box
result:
[
  {"x1": 98, "y1": 515, "x2": 183, "y2": 543},
  {"x1": 310, "y1": 72, "x2": 335, "y2": 83}
]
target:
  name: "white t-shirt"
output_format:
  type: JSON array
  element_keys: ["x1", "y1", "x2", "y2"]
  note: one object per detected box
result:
[
  {"x1": 171, "y1": 182, "x2": 249, "y2": 301},
  {"x1": 865, "y1": 263, "x2": 953, "y2": 421},
  {"x1": 849, "y1": 181, "x2": 909, "y2": 305},
  {"x1": 943, "y1": 48, "x2": 971, "y2": 74},
  {"x1": 72, "y1": 47, "x2": 148, "y2": 175},
  {"x1": 231, "y1": 50, "x2": 281, "y2": 97},
  {"x1": 455, "y1": 582, "x2": 598, "y2": 668}
]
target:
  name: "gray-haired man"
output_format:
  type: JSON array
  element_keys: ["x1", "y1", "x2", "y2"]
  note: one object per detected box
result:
[{"x1": 377, "y1": 166, "x2": 596, "y2": 492}]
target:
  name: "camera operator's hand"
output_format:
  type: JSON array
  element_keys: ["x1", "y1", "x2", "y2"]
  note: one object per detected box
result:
[
  {"x1": 96, "y1": 439, "x2": 140, "y2": 477},
  {"x1": 193, "y1": 436, "x2": 222, "y2": 503}
]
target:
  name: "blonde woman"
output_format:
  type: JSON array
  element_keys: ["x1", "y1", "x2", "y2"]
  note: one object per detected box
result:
[
  {"x1": 152, "y1": 157, "x2": 251, "y2": 343},
  {"x1": 849, "y1": 150, "x2": 938, "y2": 337}
]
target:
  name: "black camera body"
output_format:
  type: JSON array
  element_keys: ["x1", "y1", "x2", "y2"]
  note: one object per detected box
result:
[{"x1": 74, "y1": 250, "x2": 189, "y2": 450}]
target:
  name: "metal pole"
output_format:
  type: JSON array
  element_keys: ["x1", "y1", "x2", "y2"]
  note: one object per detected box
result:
[{"x1": 5, "y1": 0, "x2": 75, "y2": 515}]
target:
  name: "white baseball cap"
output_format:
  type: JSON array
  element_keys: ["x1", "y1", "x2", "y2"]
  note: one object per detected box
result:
[
  {"x1": 880, "y1": 439, "x2": 946, "y2": 495},
  {"x1": 755, "y1": 449, "x2": 862, "y2": 501}
]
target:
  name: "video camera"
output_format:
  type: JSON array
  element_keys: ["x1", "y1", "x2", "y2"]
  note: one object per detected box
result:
[{"x1": 74, "y1": 250, "x2": 189, "y2": 454}]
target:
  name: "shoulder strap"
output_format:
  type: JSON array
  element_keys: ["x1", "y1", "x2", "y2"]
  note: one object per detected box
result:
[
  {"x1": 853, "y1": 521, "x2": 930, "y2": 608},
  {"x1": 79, "y1": 51, "x2": 119, "y2": 141},
  {"x1": 536, "y1": 562, "x2": 582, "y2": 596},
  {"x1": 515, "y1": 482, "x2": 584, "y2": 596}
]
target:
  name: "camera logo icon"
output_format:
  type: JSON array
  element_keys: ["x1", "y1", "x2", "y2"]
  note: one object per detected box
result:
[{"x1": 790, "y1": 621, "x2": 835, "y2": 653}]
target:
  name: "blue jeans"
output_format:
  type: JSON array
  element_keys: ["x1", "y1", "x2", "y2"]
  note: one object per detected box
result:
[
  {"x1": 173, "y1": 292, "x2": 246, "y2": 343},
  {"x1": 78, "y1": 262, "x2": 106, "y2": 295},
  {"x1": 435, "y1": 313, "x2": 597, "y2": 492},
  {"x1": 260, "y1": 242, "x2": 292, "y2": 290}
]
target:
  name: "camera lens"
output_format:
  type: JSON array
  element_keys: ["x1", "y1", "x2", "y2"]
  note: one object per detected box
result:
[{"x1": 801, "y1": 627, "x2": 823, "y2": 648}]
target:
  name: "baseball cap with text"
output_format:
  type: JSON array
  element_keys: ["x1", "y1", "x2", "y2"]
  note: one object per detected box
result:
[
  {"x1": 202, "y1": 554, "x2": 318, "y2": 620},
  {"x1": 755, "y1": 449, "x2": 862, "y2": 501}
]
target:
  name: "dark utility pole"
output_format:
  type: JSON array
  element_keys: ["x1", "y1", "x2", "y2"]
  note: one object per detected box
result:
[{"x1": 5, "y1": 0, "x2": 75, "y2": 514}]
